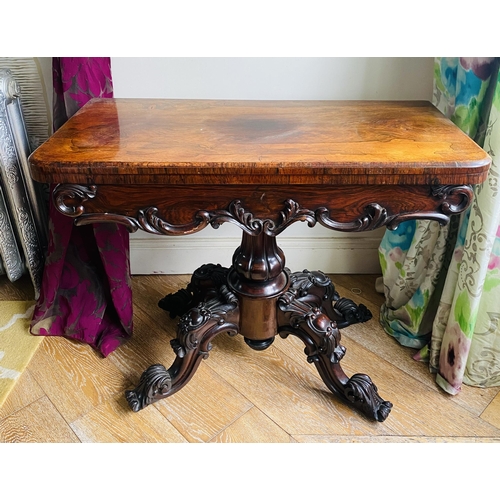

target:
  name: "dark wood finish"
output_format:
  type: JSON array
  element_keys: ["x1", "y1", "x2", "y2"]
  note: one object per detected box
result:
[
  {"x1": 28, "y1": 98, "x2": 491, "y2": 423},
  {"x1": 128, "y1": 264, "x2": 383, "y2": 417},
  {"x1": 53, "y1": 183, "x2": 474, "y2": 234},
  {"x1": 276, "y1": 269, "x2": 391, "y2": 422},
  {"x1": 126, "y1": 267, "x2": 240, "y2": 413}
]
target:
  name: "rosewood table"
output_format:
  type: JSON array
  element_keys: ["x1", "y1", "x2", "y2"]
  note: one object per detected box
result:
[{"x1": 29, "y1": 98, "x2": 490, "y2": 422}]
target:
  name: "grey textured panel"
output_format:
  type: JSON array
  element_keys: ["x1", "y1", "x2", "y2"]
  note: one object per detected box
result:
[
  {"x1": 0, "y1": 68, "x2": 48, "y2": 298},
  {"x1": 0, "y1": 179, "x2": 23, "y2": 280},
  {"x1": 0, "y1": 58, "x2": 51, "y2": 149}
]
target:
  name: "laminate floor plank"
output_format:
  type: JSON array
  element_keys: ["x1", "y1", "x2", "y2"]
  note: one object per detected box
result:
[
  {"x1": 210, "y1": 406, "x2": 292, "y2": 443},
  {"x1": 107, "y1": 306, "x2": 176, "y2": 382},
  {"x1": 27, "y1": 336, "x2": 131, "y2": 423},
  {"x1": 0, "y1": 368, "x2": 45, "y2": 420},
  {"x1": 131, "y1": 274, "x2": 191, "y2": 334},
  {"x1": 153, "y1": 366, "x2": 255, "y2": 443},
  {"x1": 203, "y1": 332, "x2": 383, "y2": 436},
  {"x1": 131, "y1": 274, "x2": 191, "y2": 322},
  {"x1": 0, "y1": 396, "x2": 80, "y2": 443},
  {"x1": 291, "y1": 435, "x2": 500, "y2": 443},
  {"x1": 70, "y1": 393, "x2": 188, "y2": 443},
  {"x1": 329, "y1": 273, "x2": 385, "y2": 308},
  {"x1": 480, "y1": 392, "x2": 500, "y2": 430}
]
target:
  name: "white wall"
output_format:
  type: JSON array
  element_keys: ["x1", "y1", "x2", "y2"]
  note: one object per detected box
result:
[
  {"x1": 111, "y1": 57, "x2": 434, "y2": 101},
  {"x1": 113, "y1": 58, "x2": 435, "y2": 275}
]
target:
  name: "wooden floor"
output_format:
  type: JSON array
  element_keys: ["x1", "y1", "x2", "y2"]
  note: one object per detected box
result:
[{"x1": 1, "y1": 272, "x2": 500, "y2": 443}]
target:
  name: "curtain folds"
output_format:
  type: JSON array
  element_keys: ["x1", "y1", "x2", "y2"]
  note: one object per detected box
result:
[
  {"x1": 30, "y1": 58, "x2": 133, "y2": 356},
  {"x1": 379, "y1": 57, "x2": 500, "y2": 394}
]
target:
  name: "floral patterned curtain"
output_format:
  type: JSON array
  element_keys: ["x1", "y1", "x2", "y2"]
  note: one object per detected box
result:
[
  {"x1": 379, "y1": 57, "x2": 500, "y2": 394},
  {"x1": 30, "y1": 58, "x2": 133, "y2": 356}
]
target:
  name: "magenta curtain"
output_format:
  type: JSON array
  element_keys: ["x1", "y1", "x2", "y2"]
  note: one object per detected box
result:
[{"x1": 30, "y1": 58, "x2": 133, "y2": 356}]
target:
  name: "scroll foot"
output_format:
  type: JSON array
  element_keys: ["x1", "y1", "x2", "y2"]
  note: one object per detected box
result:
[
  {"x1": 126, "y1": 364, "x2": 172, "y2": 412},
  {"x1": 333, "y1": 298, "x2": 372, "y2": 329},
  {"x1": 344, "y1": 373, "x2": 393, "y2": 422},
  {"x1": 127, "y1": 283, "x2": 240, "y2": 411}
]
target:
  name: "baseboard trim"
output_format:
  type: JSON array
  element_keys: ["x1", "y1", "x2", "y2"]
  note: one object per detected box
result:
[{"x1": 130, "y1": 235, "x2": 382, "y2": 275}]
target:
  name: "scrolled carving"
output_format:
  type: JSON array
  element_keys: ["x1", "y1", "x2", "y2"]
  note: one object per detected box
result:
[
  {"x1": 344, "y1": 374, "x2": 393, "y2": 422},
  {"x1": 288, "y1": 269, "x2": 337, "y2": 300},
  {"x1": 68, "y1": 185, "x2": 474, "y2": 237},
  {"x1": 278, "y1": 282, "x2": 344, "y2": 365},
  {"x1": 431, "y1": 184, "x2": 473, "y2": 214},
  {"x1": 125, "y1": 364, "x2": 172, "y2": 412},
  {"x1": 126, "y1": 278, "x2": 240, "y2": 413},
  {"x1": 192, "y1": 263, "x2": 230, "y2": 289},
  {"x1": 305, "y1": 308, "x2": 345, "y2": 364},
  {"x1": 283, "y1": 308, "x2": 345, "y2": 365},
  {"x1": 74, "y1": 198, "x2": 317, "y2": 236},
  {"x1": 210, "y1": 199, "x2": 267, "y2": 234},
  {"x1": 178, "y1": 284, "x2": 238, "y2": 330},
  {"x1": 316, "y1": 203, "x2": 390, "y2": 232},
  {"x1": 176, "y1": 284, "x2": 239, "y2": 359},
  {"x1": 284, "y1": 269, "x2": 372, "y2": 330},
  {"x1": 276, "y1": 199, "x2": 317, "y2": 234},
  {"x1": 53, "y1": 183, "x2": 97, "y2": 216},
  {"x1": 277, "y1": 270, "x2": 391, "y2": 421},
  {"x1": 159, "y1": 264, "x2": 231, "y2": 318},
  {"x1": 209, "y1": 199, "x2": 316, "y2": 236},
  {"x1": 334, "y1": 298, "x2": 373, "y2": 329},
  {"x1": 136, "y1": 206, "x2": 211, "y2": 235}
]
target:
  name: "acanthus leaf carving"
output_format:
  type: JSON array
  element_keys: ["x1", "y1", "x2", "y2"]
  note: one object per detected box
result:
[
  {"x1": 53, "y1": 183, "x2": 97, "y2": 217},
  {"x1": 431, "y1": 184, "x2": 473, "y2": 215},
  {"x1": 125, "y1": 364, "x2": 172, "y2": 412},
  {"x1": 344, "y1": 373, "x2": 393, "y2": 422},
  {"x1": 55, "y1": 183, "x2": 474, "y2": 236}
]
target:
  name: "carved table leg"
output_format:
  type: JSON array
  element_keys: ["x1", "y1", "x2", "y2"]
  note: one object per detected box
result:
[
  {"x1": 126, "y1": 284, "x2": 239, "y2": 411},
  {"x1": 129, "y1": 248, "x2": 389, "y2": 420},
  {"x1": 277, "y1": 270, "x2": 392, "y2": 422}
]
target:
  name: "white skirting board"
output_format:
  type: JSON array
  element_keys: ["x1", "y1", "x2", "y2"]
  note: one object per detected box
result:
[{"x1": 129, "y1": 226, "x2": 385, "y2": 275}]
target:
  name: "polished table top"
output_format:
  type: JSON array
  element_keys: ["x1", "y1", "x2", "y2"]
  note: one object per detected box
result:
[{"x1": 29, "y1": 98, "x2": 491, "y2": 187}]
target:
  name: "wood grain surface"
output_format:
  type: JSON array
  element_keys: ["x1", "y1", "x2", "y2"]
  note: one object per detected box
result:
[{"x1": 29, "y1": 99, "x2": 491, "y2": 185}]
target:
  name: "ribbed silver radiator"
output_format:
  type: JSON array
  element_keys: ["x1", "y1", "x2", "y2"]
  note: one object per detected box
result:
[{"x1": 0, "y1": 65, "x2": 49, "y2": 298}]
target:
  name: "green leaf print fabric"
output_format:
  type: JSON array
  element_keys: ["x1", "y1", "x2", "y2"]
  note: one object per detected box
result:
[{"x1": 379, "y1": 57, "x2": 500, "y2": 394}]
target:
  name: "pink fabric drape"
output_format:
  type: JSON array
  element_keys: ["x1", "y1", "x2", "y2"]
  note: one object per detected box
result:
[{"x1": 30, "y1": 58, "x2": 133, "y2": 356}]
